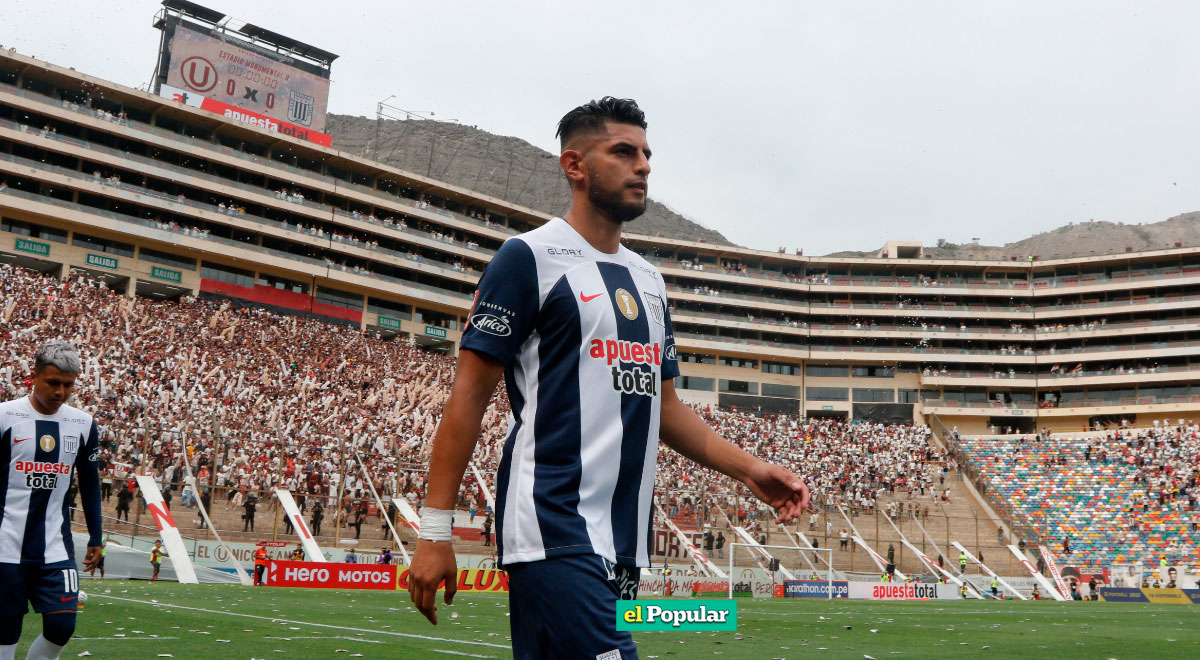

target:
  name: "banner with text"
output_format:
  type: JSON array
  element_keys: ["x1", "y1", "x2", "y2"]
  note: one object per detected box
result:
[{"x1": 265, "y1": 561, "x2": 395, "y2": 590}]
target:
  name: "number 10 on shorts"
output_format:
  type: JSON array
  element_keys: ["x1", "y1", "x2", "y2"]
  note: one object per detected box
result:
[
  {"x1": 616, "y1": 600, "x2": 737, "y2": 631},
  {"x1": 61, "y1": 569, "x2": 77, "y2": 593}
]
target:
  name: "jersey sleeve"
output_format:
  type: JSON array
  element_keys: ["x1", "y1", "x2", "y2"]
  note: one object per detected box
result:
[
  {"x1": 459, "y1": 238, "x2": 540, "y2": 366},
  {"x1": 75, "y1": 419, "x2": 103, "y2": 548},
  {"x1": 661, "y1": 286, "x2": 680, "y2": 381}
]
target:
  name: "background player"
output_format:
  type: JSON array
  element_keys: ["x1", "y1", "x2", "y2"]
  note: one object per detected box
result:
[
  {"x1": 0, "y1": 341, "x2": 103, "y2": 660},
  {"x1": 408, "y1": 98, "x2": 810, "y2": 659}
]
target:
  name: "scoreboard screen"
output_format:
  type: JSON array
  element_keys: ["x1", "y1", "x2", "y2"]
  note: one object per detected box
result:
[{"x1": 163, "y1": 22, "x2": 331, "y2": 133}]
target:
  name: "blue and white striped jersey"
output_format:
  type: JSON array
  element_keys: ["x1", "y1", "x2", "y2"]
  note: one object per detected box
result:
[
  {"x1": 461, "y1": 218, "x2": 679, "y2": 568},
  {"x1": 0, "y1": 397, "x2": 103, "y2": 564}
]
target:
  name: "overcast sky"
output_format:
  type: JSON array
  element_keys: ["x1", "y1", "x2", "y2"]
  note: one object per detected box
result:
[{"x1": 5, "y1": 1, "x2": 1200, "y2": 255}]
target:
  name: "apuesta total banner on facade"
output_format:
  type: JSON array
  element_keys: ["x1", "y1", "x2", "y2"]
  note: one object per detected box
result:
[
  {"x1": 160, "y1": 83, "x2": 332, "y2": 147},
  {"x1": 165, "y1": 24, "x2": 330, "y2": 132}
]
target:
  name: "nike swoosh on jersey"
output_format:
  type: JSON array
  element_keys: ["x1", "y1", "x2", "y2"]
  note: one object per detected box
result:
[
  {"x1": 580, "y1": 292, "x2": 604, "y2": 302},
  {"x1": 61, "y1": 596, "x2": 76, "y2": 602},
  {"x1": 13, "y1": 437, "x2": 27, "y2": 443}
]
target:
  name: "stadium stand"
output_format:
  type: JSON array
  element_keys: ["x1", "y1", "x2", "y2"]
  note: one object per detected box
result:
[{"x1": 957, "y1": 427, "x2": 1199, "y2": 570}]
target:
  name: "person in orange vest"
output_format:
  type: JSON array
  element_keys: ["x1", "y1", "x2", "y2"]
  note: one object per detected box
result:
[{"x1": 254, "y1": 546, "x2": 269, "y2": 586}]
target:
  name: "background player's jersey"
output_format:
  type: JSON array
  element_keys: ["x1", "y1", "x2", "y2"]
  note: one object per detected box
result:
[
  {"x1": 0, "y1": 397, "x2": 102, "y2": 564},
  {"x1": 461, "y1": 217, "x2": 679, "y2": 568}
]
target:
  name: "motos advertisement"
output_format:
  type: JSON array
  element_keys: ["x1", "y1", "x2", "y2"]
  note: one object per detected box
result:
[
  {"x1": 266, "y1": 561, "x2": 395, "y2": 590},
  {"x1": 165, "y1": 24, "x2": 330, "y2": 131}
]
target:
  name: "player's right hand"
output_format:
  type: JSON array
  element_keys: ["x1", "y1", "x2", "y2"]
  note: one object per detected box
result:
[{"x1": 408, "y1": 539, "x2": 458, "y2": 625}]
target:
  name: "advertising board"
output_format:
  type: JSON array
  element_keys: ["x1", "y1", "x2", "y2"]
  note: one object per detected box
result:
[
  {"x1": 165, "y1": 23, "x2": 330, "y2": 131},
  {"x1": 784, "y1": 580, "x2": 849, "y2": 599},
  {"x1": 160, "y1": 83, "x2": 331, "y2": 147},
  {"x1": 265, "y1": 561, "x2": 395, "y2": 590},
  {"x1": 1097, "y1": 587, "x2": 1149, "y2": 603},
  {"x1": 848, "y1": 582, "x2": 957, "y2": 600},
  {"x1": 395, "y1": 567, "x2": 509, "y2": 593}
]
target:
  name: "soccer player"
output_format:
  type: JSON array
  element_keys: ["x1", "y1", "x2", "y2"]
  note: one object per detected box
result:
[
  {"x1": 0, "y1": 341, "x2": 103, "y2": 660},
  {"x1": 408, "y1": 98, "x2": 810, "y2": 659}
]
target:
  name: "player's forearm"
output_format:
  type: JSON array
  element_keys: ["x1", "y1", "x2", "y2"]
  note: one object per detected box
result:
[
  {"x1": 423, "y1": 392, "x2": 490, "y2": 510},
  {"x1": 659, "y1": 396, "x2": 756, "y2": 484}
]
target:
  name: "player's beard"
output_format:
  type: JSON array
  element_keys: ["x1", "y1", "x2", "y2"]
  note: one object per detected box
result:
[{"x1": 588, "y1": 178, "x2": 647, "y2": 223}]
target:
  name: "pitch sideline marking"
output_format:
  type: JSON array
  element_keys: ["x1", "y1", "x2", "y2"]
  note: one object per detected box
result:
[
  {"x1": 429, "y1": 650, "x2": 497, "y2": 658},
  {"x1": 73, "y1": 636, "x2": 181, "y2": 641},
  {"x1": 95, "y1": 594, "x2": 511, "y2": 650},
  {"x1": 263, "y1": 635, "x2": 384, "y2": 644}
]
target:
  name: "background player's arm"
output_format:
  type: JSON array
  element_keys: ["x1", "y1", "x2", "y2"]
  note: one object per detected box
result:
[
  {"x1": 659, "y1": 379, "x2": 809, "y2": 523},
  {"x1": 76, "y1": 420, "x2": 103, "y2": 570},
  {"x1": 408, "y1": 348, "x2": 505, "y2": 625}
]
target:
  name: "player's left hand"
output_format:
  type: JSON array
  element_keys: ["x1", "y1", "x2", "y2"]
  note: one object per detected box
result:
[
  {"x1": 83, "y1": 545, "x2": 102, "y2": 571},
  {"x1": 741, "y1": 461, "x2": 810, "y2": 524}
]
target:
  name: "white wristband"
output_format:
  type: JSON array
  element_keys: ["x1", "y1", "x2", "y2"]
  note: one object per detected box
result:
[{"x1": 418, "y1": 507, "x2": 454, "y2": 542}]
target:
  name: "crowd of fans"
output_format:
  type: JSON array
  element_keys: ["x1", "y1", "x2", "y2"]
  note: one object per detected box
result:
[
  {"x1": 654, "y1": 411, "x2": 954, "y2": 544},
  {"x1": 0, "y1": 263, "x2": 1058, "y2": 569},
  {"x1": 0, "y1": 263, "x2": 508, "y2": 537}
]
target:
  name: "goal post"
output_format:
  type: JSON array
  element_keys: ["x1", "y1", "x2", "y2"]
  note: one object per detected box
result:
[{"x1": 727, "y1": 543, "x2": 835, "y2": 600}]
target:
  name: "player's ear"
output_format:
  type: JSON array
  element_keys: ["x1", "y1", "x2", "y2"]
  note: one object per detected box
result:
[{"x1": 560, "y1": 149, "x2": 586, "y2": 187}]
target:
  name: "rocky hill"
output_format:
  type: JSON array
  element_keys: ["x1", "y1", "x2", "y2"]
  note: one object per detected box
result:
[
  {"x1": 912, "y1": 212, "x2": 1200, "y2": 261},
  {"x1": 328, "y1": 116, "x2": 1200, "y2": 259},
  {"x1": 326, "y1": 115, "x2": 733, "y2": 246}
]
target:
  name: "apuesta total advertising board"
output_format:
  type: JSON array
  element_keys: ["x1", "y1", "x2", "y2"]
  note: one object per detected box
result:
[
  {"x1": 160, "y1": 83, "x2": 331, "y2": 147},
  {"x1": 848, "y1": 582, "x2": 958, "y2": 600},
  {"x1": 165, "y1": 23, "x2": 330, "y2": 132}
]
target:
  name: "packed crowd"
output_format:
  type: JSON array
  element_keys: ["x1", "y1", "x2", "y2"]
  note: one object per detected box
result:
[
  {"x1": 0, "y1": 264, "x2": 508, "y2": 532},
  {"x1": 3, "y1": 264, "x2": 960, "y2": 553},
  {"x1": 654, "y1": 411, "x2": 952, "y2": 540}
]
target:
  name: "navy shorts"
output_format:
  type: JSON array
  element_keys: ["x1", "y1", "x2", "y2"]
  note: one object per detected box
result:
[
  {"x1": 0, "y1": 561, "x2": 80, "y2": 616},
  {"x1": 506, "y1": 555, "x2": 640, "y2": 660}
]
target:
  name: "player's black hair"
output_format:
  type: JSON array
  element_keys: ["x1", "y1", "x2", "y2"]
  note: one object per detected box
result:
[{"x1": 556, "y1": 97, "x2": 647, "y2": 150}]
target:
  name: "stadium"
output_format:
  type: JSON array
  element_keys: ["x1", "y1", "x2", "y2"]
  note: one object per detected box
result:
[{"x1": 1, "y1": 1, "x2": 1198, "y2": 659}]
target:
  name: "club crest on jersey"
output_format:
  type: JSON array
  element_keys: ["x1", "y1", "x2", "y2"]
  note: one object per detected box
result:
[
  {"x1": 614, "y1": 289, "x2": 639, "y2": 321},
  {"x1": 63, "y1": 435, "x2": 78, "y2": 454},
  {"x1": 643, "y1": 294, "x2": 665, "y2": 326},
  {"x1": 39, "y1": 435, "x2": 55, "y2": 452}
]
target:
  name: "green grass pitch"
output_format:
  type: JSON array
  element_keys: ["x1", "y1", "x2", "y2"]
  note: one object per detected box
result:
[{"x1": 27, "y1": 581, "x2": 1200, "y2": 659}]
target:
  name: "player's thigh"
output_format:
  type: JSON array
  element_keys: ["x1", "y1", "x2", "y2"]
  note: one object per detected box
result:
[
  {"x1": 28, "y1": 561, "x2": 79, "y2": 614},
  {"x1": 0, "y1": 563, "x2": 31, "y2": 617},
  {"x1": 507, "y1": 555, "x2": 637, "y2": 660}
]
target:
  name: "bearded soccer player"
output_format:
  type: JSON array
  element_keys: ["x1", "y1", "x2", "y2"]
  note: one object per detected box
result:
[
  {"x1": 0, "y1": 341, "x2": 102, "y2": 660},
  {"x1": 408, "y1": 98, "x2": 810, "y2": 659}
]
